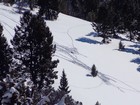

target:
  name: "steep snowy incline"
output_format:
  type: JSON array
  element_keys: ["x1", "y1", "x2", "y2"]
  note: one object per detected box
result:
[
  {"x1": 47, "y1": 13, "x2": 140, "y2": 105},
  {"x1": 1, "y1": 3, "x2": 140, "y2": 105}
]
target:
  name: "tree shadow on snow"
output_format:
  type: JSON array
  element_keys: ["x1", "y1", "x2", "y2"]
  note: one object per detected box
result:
[
  {"x1": 131, "y1": 58, "x2": 140, "y2": 72},
  {"x1": 137, "y1": 66, "x2": 140, "y2": 72},
  {"x1": 131, "y1": 58, "x2": 140, "y2": 64},
  {"x1": 86, "y1": 74, "x2": 92, "y2": 77},
  {"x1": 129, "y1": 44, "x2": 140, "y2": 48},
  {"x1": 120, "y1": 48, "x2": 140, "y2": 55},
  {"x1": 76, "y1": 37, "x2": 101, "y2": 44}
]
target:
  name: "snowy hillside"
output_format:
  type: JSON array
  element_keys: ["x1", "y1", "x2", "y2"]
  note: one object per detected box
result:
[{"x1": 1, "y1": 3, "x2": 140, "y2": 105}]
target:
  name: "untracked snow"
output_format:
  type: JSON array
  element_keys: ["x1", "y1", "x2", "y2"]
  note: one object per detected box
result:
[{"x1": 1, "y1": 3, "x2": 140, "y2": 105}]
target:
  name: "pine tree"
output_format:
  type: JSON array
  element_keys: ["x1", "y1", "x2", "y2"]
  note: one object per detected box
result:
[
  {"x1": 91, "y1": 64, "x2": 98, "y2": 77},
  {"x1": 119, "y1": 41, "x2": 125, "y2": 50},
  {"x1": 59, "y1": 70, "x2": 70, "y2": 94},
  {"x1": 95, "y1": 101, "x2": 101, "y2": 105},
  {"x1": 0, "y1": 23, "x2": 12, "y2": 80},
  {"x1": 11, "y1": 11, "x2": 59, "y2": 89}
]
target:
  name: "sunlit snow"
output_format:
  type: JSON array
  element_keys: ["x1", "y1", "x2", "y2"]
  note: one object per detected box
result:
[{"x1": 1, "y1": 3, "x2": 140, "y2": 105}]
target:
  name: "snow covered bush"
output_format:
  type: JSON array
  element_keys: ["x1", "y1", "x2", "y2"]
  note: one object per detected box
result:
[{"x1": 0, "y1": 75, "x2": 19, "y2": 105}]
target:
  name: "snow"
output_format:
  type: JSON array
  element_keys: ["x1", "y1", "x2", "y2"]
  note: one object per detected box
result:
[
  {"x1": 55, "y1": 95, "x2": 66, "y2": 105},
  {"x1": 1, "y1": 3, "x2": 140, "y2": 105}
]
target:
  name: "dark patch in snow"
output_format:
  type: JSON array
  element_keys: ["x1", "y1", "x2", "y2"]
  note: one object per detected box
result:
[
  {"x1": 86, "y1": 74, "x2": 92, "y2": 77},
  {"x1": 131, "y1": 58, "x2": 140, "y2": 72},
  {"x1": 119, "y1": 48, "x2": 140, "y2": 55},
  {"x1": 137, "y1": 66, "x2": 140, "y2": 72},
  {"x1": 86, "y1": 32, "x2": 99, "y2": 37},
  {"x1": 76, "y1": 37, "x2": 101, "y2": 44},
  {"x1": 131, "y1": 58, "x2": 140, "y2": 64},
  {"x1": 129, "y1": 44, "x2": 140, "y2": 48}
]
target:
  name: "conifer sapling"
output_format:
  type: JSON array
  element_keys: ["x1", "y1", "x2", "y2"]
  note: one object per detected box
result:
[
  {"x1": 91, "y1": 64, "x2": 98, "y2": 77},
  {"x1": 59, "y1": 70, "x2": 70, "y2": 94},
  {"x1": 119, "y1": 41, "x2": 125, "y2": 50}
]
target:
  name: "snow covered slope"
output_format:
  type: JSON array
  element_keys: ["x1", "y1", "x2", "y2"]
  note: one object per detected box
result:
[{"x1": 1, "y1": 3, "x2": 140, "y2": 105}]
